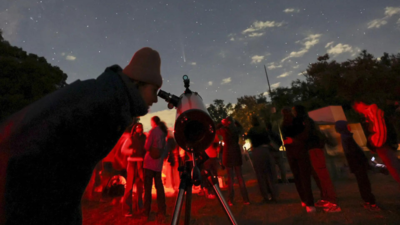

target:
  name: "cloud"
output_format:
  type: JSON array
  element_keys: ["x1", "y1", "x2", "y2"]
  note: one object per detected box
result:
[
  {"x1": 267, "y1": 62, "x2": 283, "y2": 70},
  {"x1": 325, "y1": 41, "x2": 334, "y2": 48},
  {"x1": 277, "y1": 71, "x2": 292, "y2": 78},
  {"x1": 208, "y1": 81, "x2": 213, "y2": 86},
  {"x1": 367, "y1": 19, "x2": 388, "y2": 28},
  {"x1": 367, "y1": 7, "x2": 400, "y2": 29},
  {"x1": 325, "y1": 42, "x2": 360, "y2": 57},
  {"x1": 66, "y1": 55, "x2": 76, "y2": 61},
  {"x1": 281, "y1": 34, "x2": 321, "y2": 62},
  {"x1": 293, "y1": 64, "x2": 300, "y2": 69},
  {"x1": 283, "y1": 8, "x2": 300, "y2": 13},
  {"x1": 271, "y1": 82, "x2": 280, "y2": 88},
  {"x1": 221, "y1": 77, "x2": 232, "y2": 84},
  {"x1": 248, "y1": 32, "x2": 264, "y2": 37},
  {"x1": 385, "y1": 7, "x2": 400, "y2": 17},
  {"x1": 251, "y1": 55, "x2": 264, "y2": 64},
  {"x1": 190, "y1": 62, "x2": 197, "y2": 65},
  {"x1": 242, "y1": 20, "x2": 285, "y2": 34}
]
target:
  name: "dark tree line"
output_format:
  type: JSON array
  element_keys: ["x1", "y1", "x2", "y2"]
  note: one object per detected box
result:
[
  {"x1": 207, "y1": 50, "x2": 400, "y2": 133},
  {"x1": 0, "y1": 30, "x2": 68, "y2": 122}
]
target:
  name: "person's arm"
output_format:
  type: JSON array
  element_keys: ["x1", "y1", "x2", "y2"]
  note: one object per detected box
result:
[{"x1": 120, "y1": 136, "x2": 133, "y2": 156}]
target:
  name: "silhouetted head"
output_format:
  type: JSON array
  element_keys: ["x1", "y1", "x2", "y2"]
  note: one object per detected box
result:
[
  {"x1": 292, "y1": 105, "x2": 307, "y2": 118},
  {"x1": 335, "y1": 120, "x2": 351, "y2": 134}
]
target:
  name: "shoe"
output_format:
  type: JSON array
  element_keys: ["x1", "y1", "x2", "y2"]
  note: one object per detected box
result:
[
  {"x1": 363, "y1": 202, "x2": 381, "y2": 211},
  {"x1": 315, "y1": 200, "x2": 330, "y2": 208},
  {"x1": 301, "y1": 202, "x2": 306, "y2": 207},
  {"x1": 207, "y1": 194, "x2": 216, "y2": 199},
  {"x1": 306, "y1": 206, "x2": 316, "y2": 213},
  {"x1": 124, "y1": 213, "x2": 133, "y2": 217},
  {"x1": 323, "y1": 204, "x2": 342, "y2": 213},
  {"x1": 228, "y1": 200, "x2": 233, "y2": 206},
  {"x1": 243, "y1": 201, "x2": 250, "y2": 205},
  {"x1": 198, "y1": 189, "x2": 205, "y2": 196}
]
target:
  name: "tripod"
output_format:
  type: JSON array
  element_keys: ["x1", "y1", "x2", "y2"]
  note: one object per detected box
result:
[{"x1": 171, "y1": 154, "x2": 238, "y2": 225}]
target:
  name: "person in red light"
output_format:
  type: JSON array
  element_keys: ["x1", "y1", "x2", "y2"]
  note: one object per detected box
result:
[
  {"x1": 217, "y1": 116, "x2": 250, "y2": 206},
  {"x1": 353, "y1": 101, "x2": 400, "y2": 187},
  {"x1": 121, "y1": 122, "x2": 147, "y2": 217},
  {"x1": 0, "y1": 47, "x2": 163, "y2": 225}
]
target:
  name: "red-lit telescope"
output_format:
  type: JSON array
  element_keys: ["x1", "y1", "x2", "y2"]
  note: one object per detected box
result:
[{"x1": 158, "y1": 75, "x2": 215, "y2": 154}]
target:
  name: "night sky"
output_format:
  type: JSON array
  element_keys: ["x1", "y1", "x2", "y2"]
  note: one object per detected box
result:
[{"x1": 1, "y1": 0, "x2": 399, "y2": 129}]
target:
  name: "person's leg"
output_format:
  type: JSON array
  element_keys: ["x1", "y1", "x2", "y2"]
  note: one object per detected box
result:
[
  {"x1": 143, "y1": 169, "x2": 154, "y2": 216},
  {"x1": 136, "y1": 162, "x2": 144, "y2": 209},
  {"x1": 287, "y1": 153, "x2": 307, "y2": 204},
  {"x1": 376, "y1": 146, "x2": 400, "y2": 185},
  {"x1": 265, "y1": 151, "x2": 278, "y2": 200},
  {"x1": 277, "y1": 152, "x2": 288, "y2": 183},
  {"x1": 234, "y1": 166, "x2": 250, "y2": 203},
  {"x1": 154, "y1": 171, "x2": 166, "y2": 215},
  {"x1": 252, "y1": 153, "x2": 270, "y2": 201},
  {"x1": 297, "y1": 153, "x2": 314, "y2": 206},
  {"x1": 309, "y1": 148, "x2": 337, "y2": 204},
  {"x1": 354, "y1": 168, "x2": 376, "y2": 204},
  {"x1": 311, "y1": 167, "x2": 324, "y2": 200},
  {"x1": 226, "y1": 167, "x2": 235, "y2": 202},
  {"x1": 122, "y1": 162, "x2": 135, "y2": 212}
]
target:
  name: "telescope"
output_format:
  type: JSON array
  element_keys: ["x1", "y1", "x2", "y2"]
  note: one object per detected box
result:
[
  {"x1": 158, "y1": 75, "x2": 216, "y2": 154},
  {"x1": 158, "y1": 75, "x2": 238, "y2": 225}
]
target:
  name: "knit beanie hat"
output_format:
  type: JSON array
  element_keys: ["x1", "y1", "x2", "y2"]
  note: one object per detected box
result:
[{"x1": 123, "y1": 47, "x2": 162, "y2": 87}]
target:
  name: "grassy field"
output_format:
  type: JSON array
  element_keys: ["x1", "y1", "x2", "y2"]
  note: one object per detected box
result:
[{"x1": 82, "y1": 171, "x2": 400, "y2": 225}]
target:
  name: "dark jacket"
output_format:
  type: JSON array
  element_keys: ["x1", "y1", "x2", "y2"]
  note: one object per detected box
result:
[
  {"x1": 247, "y1": 125, "x2": 270, "y2": 148},
  {"x1": 293, "y1": 105, "x2": 324, "y2": 150},
  {"x1": 217, "y1": 126, "x2": 242, "y2": 167},
  {"x1": 0, "y1": 65, "x2": 148, "y2": 225},
  {"x1": 335, "y1": 120, "x2": 369, "y2": 172},
  {"x1": 130, "y1": 133, "x2": 147, "y2": 158}
]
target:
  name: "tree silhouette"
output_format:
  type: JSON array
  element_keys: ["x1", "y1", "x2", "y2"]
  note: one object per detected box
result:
[{"x1": 0, "y1": 30, "x2": 68, "y2": 122}]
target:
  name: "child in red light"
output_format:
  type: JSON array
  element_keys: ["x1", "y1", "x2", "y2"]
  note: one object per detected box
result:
[{"x1": 335, "y1": 120, "x2": 380, "y2": 211}]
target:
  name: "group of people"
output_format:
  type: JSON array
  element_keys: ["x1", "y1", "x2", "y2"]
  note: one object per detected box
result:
[{"x1": 276, "y1": 103, "x2": 400, "y2": 213}]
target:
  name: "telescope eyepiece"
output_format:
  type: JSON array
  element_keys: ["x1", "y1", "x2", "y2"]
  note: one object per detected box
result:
[{"x1": 158, "y1": 89, "x2": 179, "y2": 107}]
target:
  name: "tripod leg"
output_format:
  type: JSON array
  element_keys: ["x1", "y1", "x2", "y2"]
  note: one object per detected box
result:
[
  {"x1": 171, "y1": 188, "x2": 186, "y2": 225},
  {"x1": 184, "y1": 184, "x2": 192, "y2": 225},
  {"x1": 209, "y1": 176, "x2": 239, "y2": 225}
]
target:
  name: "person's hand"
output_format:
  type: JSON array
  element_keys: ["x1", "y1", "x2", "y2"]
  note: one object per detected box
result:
[{"x1": 284, "y1": 137, "x2": 293, "y2": 145}]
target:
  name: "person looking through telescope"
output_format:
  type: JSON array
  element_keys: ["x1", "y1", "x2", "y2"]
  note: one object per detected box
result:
[{"x1": 0, "y1": 47, "x2": 163, "y2": 225}]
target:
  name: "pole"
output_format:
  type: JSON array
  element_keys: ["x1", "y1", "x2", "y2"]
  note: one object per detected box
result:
[
  {"x1": 264, "y1": 65, "x2": 272, "y2": 96},
  {"x1": 264, "y1": 65, "x2": 286, "y2": 151}
]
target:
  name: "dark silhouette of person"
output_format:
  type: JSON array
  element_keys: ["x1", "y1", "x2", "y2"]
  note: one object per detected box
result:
[
  {"x1": 217, "y1": 116, "x2": 250, "y2": 206},
  {"x1": 0, "y1": 47, "x2": 163, "y2": 225}
]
